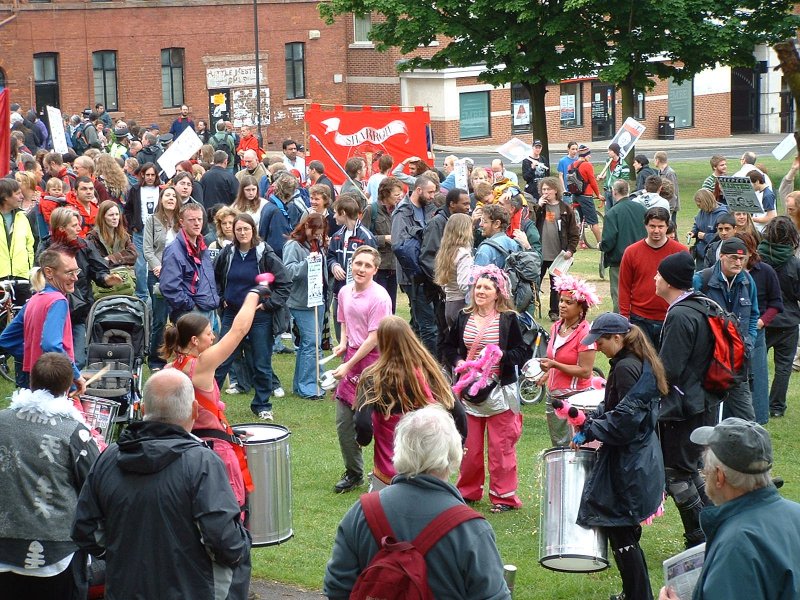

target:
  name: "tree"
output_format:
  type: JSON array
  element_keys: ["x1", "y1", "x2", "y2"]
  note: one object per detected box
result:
[{"x1": 319, "y1": 0, "x2": 607, "y2": 162}]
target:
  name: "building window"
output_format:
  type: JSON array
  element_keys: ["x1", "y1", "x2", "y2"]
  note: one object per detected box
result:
[
  {"x1": 668, "y1": 78, "x2": 694, "y2": 129},
  {"x1": 93, "y1": 51, "x2": 118, "y2": 111},
  {"x1": 632, "y1": 89, "x2": 645, "y2": 120},
  {"x1": 285, "y1": 42, "x2": 305, "y2": 100},
  {"x1": 511, "y1": 83, "x2": 531, "y2": 134},
  {"x1": 353, "y1": 14, "x2": 372, "y2": 43},
  {"x1": 33, "y1": 52, "x2": 59, "y2": 110},
  {"x1": 161, "y1": 48, "x2": 185, "y2": 108},
  {"x1": 0, "y1": 69, "x2": 5, "y2": 92},
  {"x1": 459, "y1": 91, "x2": 490, "y2": 140},
  {"x1": 559, "y1": 82, "x2": 583, "y2": 128}
]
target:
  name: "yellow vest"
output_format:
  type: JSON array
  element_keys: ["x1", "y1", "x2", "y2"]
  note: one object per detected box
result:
[{"x1": 0, "y1": 209, "x2": 35, "y2": 279}]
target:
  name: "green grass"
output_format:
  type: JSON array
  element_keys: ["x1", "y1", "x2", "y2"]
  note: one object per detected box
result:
[{"x1": 4, "y1": 156, "x2": 799, "y2": 598}]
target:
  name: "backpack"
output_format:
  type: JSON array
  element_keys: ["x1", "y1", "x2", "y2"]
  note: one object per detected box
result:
[
  {"x1": 211, "y1": 132, "x2": 235, "y2": 164},
  {"x1": 566, "y1": 158, "x2": 587, "y2": 195},
  {"x1": 483, "y1": 240, "x2": 543, "y2": 313},
  {"x1": 686, "y1": 284, "x2": 746, "y2": 395},
  {"x1": 394, "y1": 225, "x2": 424, "y2": 280},
  {"x1": 351, "y1": 492, "x2": 483, "y2": 600},
  {"x1": 72, "y1": 125, "x2": 89, "y2": 155}
]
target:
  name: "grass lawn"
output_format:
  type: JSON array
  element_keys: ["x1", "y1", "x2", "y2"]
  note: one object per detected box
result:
[{"x1": 3, "y1": 155, "x2": 799, "y2": 599}]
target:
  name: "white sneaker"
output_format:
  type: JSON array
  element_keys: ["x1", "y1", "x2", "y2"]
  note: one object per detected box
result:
[
  {"x1": 281, "y1": 332, "x2": 292, "y2": 340},
  {"x1": 225, "y1": 386, "x2": 242, "y2": 395},
  {"x1": 273, "y1": 387, "x2": 285, "y2": 398},
  {"x1": 258, "y1": 410, "x2": 273, "y2": 421}
]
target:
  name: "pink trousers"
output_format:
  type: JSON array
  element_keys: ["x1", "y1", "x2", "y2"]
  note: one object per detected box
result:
[{"x1": 457, "y1": 410, "x2": 523, "y2": 508}]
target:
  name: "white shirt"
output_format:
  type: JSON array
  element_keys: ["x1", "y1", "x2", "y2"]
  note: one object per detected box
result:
[{"x1": 283, "y1": 155, "x2": 306, "y2": 182}]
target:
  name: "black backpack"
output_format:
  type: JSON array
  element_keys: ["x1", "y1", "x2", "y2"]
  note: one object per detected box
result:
[
  {"x1": 482, "y1": 240, "x2": 542, "y2": 313},
  {"x1": 566, "y1": 158, "x2": 587, "y2": 195},
  {"x1": 72, "y1": 125, "x2": 89, "y2": 155},
  {"x1": 211, "y1": 133, "x2": 235, "y2": 164}
]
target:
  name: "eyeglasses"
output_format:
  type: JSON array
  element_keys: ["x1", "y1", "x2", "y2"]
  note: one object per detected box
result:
[
  {"x1": 63, "y1": 268, "x2": 82, "y2": 278},
  {"x1": 234, "y1": 227, "x2": 253, "y2": 233}
]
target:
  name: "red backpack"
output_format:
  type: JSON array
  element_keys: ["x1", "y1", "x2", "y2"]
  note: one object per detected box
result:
[{"x1": 351, "y1": 492, "x2": 483, "y2": 600}]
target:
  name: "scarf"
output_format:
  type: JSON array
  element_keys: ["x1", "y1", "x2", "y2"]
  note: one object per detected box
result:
[
  {"x1": 181, "y1": 228, "x2": 207, "y2": 294},
  {"x1": 758, "y1": 240, "x2": 794, "y2": 269}
]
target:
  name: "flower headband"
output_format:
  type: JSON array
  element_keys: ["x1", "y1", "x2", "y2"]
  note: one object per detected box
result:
[
  {"x1": 469, "y1": 264, "x2": 511, "y2": 299},
  {"x1": 553, "y1": 274, "x2": 600, "y2": 307}
]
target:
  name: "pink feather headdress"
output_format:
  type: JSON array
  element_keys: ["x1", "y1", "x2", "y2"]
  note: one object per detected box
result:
[
  {"x1": 468, "y1": 264, "x2": 511, "y2": 299},
  {"x1": 553, "y1": 274, "x2": 600, "y2": 307}
]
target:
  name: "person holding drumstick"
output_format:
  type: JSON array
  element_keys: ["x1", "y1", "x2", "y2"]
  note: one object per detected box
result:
[
  {"x1": 538, "y1": 274, "x2": 599, "y2": 446},
  {"x1": 572, "y1": 312, "x2": 668, "y2": 600}
]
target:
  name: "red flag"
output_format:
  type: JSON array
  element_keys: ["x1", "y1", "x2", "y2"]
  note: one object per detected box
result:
[{"x1": 0, "y1": 90, "x2": 9, "y2": 178}]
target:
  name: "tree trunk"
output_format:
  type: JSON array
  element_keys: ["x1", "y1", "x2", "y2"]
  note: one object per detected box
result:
[
  {"x1": 526, "y1": 80, "x2": 550, "y2": 163},
  {"x1": 618, "y1": 77, "x2": 636, "y2": 178},
  {"x1": 773, "y1": 39, "x2": 800, "y2": 154}
]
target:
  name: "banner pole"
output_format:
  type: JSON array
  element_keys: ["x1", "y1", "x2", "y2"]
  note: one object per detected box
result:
[
  {"x1": 314, "y1": 303, "x2": 321, "y2": 395},
  {"x1": 309, "y1": 133, "x2": 369, "y2": 205}
]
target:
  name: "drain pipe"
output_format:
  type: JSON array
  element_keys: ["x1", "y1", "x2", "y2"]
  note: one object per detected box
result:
[{"x1": 0, "y1": 0, "x2": 19, "y2": 29}]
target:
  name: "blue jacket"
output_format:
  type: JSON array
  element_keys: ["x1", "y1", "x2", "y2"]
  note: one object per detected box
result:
[
  {"x1": 257, "y1": 194, "x2": 308, "y2": 259},
  {"x1": 474, "y1": 232, "x2": 520, "y2": 268},
  {"x1": 328, "y1": 223, "x2": 377, "y2": 294},
  {"x1": 691, "y1": 204, "x2": 728, "y2": 259},
  {"x1": 160, "y1": 233, "x2": 219, "y2": 319},
  {"x1": 694, "y1": 263, "x2": 759, "y2": 351},
  {"x1": 694, "y1": 486, "x2": 800, "y2": 600}
]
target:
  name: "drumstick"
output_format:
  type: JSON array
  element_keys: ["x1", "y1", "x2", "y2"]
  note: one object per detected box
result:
[
  {"x1": 83, "y1": 364, "x2": 111, "y2": 388},
  {"x1": 319, "y1": 353, "x2": 338, "y2": 366}
]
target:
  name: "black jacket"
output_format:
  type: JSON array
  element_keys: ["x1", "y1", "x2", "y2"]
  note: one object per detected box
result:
[
  {"x1": 200, "y1": 166, "x2": 239, "y2": 210},
  {"x1": 577, "y1": 355, "x2": 665, "y2": 527},
  {"x1": 658, "y1": 292, "x2": 718, "y2": 419},
  {"x1": 764, "y1": 255, "x2": 800, "y2": 329},
  {"x1": 419, "y1": 205, "x2": 451, "y2": 281},
  {"x1": 521, "y1": 156, "x2": 550, "y2": 198},
  {"x1": 442, "y1": 311, "x2": 531, "y2": 386},
  {"x1": 72, "y1": 421, "x2": 249, "y2": 600},
  {"x1": 532, "y1": 201, "x2": 580, "y2": 255},
  {"x1": 213, "y1": 241, "x2": 291, "y2": 313}
]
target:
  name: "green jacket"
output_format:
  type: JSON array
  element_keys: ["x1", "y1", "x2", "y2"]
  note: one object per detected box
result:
[{"x1": 599, "y1": 198, "x2": 646, "y2": 267}]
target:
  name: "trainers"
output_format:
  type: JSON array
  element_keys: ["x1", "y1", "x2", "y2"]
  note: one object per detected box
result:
[
  {"x1": 273, "y1": 386, "x2": 285, "y2": 398},
  {"x1": 334, "y1": 472, "x2": 364, "y2": 494},
  {"x1": 225, "y1": 386, "x2": 242, "y2": 395},
  {"x1": 281, "y1": 332, "x2": 292, "y2": 340},
  {"x1": 257, "y1": 410, "x2": 273, "y2": 421}
]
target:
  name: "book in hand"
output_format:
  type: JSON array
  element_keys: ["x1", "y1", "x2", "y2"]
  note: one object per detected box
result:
[{"x1": 663, "y1": 543, "x2": 706, "y2": 599}]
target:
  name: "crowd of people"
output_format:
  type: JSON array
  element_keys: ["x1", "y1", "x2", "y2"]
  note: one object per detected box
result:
[{"x1": 2, "y1": 100, "x2": 800, "y2": 600}]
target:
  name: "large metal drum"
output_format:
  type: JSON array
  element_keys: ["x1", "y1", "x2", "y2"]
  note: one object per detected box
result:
[
  {"x1": 539, "y1": 448, "x2": 608, "y2": 572},
  {"x1": 233, "y1": 423, "x2": 293, "y2": 546}
]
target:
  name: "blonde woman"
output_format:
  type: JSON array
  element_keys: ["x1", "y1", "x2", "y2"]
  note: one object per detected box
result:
[
  {"x1": 207, "y1": 205, "x2": 239, "y2": 261},
  {"x1": 434, "y1": 213, "x2": 474, "y2": 326},
  {"x1": 355, "y1": 316, "x2": 467, "y2": 491},
  {"x1": 95, "y1": 153, "x2": 129, "y2": 204},
  {"x1": 688, "y1": 188, "x2": 728, "y2": 270}
]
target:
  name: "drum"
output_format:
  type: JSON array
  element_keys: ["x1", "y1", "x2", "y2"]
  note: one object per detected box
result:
[
  {"x1": 80, "y1": 396, "x2": 120, "y2": 445},
  {"x1": 233, "y1": 423, "x2": 293, "y2": 546},
  {"x1": 539, "y1": 448, "x2": 609, "y2": 572},
  {"x1": 569, "y1": 388, "x2": 605, "y2": 413}
]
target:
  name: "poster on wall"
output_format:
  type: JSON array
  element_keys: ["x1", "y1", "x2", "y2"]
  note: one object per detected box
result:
[
  {"x1": 305, "y1": 104, "x2": 431, "y2": 186},
  {"x1": 512, "y1": 101, "x2": 530, "y2": 127},
  {"x1": 560, "y1": 95, "x2": 576, "y2": 122}
]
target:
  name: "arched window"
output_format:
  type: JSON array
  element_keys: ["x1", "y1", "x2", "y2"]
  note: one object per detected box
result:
[{"x1": 0, "y1": 68, "x2": 6, "y2": 92}]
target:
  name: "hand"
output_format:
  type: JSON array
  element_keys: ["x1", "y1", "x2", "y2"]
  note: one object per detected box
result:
[
  {"x1": 248, "y1": 285, "x2": 272, "y2": 304},
  {"x1": 332, "y1": 343, "x2": 347, "y2": 357},
  {"x1": 757, "y1": 318, "x2": 764, "y2": 330},
  {"x1": 105, "y1": 273, "x2": 124, "y2": 286},
  {"x1": 686, "y1": 230, "x2": 694, "y2": 240},
  {"x1": 597, "y1": 173, "x2": 606, "y2": 181},
  {"x1": 658, "y1": 586, "x2": 681, "y2": 600},
  {"x1": 511, "y1": 229, "x2": 529, "y2": 248},
  {"x1": 332, "y1": 264, "x2": 347, "y2": 281},
  {"x1": 455, "y1": 359, "x2": 465, "y2": 369},
  {"x1": 153, "y1": 266, "x2": 161, "y2": 277},
  {"x1": 539, "y1": 197, "x2": 547, "y2": 207},
  {"x1": 535, "y1": 373, "x2": 548, "y2": 387},
  {"x1": 332, "y1": 362, "x2": 351, "y2": 380},
  {"x1": 698, "y1": 231, "x2": 705, "y2": 240},
  {"x1": 73, "y1": 376, "x2": 87, "y2": 397},
  {"x1": 539, "y1": 358, "x2": 555, "y2": 370},
  {"x1": 384, "y1": 234, "x2": 391, "y2": 244},
  {"x1": 564, "y1": 251, "x2": 573, "y2": 259}
]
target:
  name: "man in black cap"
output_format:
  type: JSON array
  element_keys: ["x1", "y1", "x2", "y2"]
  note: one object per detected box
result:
[
  {"x1": 598, "y1": 142, "x2": 630, "y2": 211},
  {"x1": 655, "y1": 251, "x2": 717, "y2": 549},
  {"x1": 522, "y1": 139, "x2": 550, "y2": 199},
  {"x1": 693, "y1": 237, "x2": 758, "y2": 421},
  {"x1": 659, "y1": 418, "x2": 800, "y2": 600}
]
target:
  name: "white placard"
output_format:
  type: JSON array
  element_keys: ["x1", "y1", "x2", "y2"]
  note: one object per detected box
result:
[
  {"x1": 718, "y1": 176, "x2": 762, "y2": 213},
  {"x1": 496, "y1": 138, "x2": 532, "y2": 164},
  {"x1": 307, "y1": 254, "x2": 324, "y2": 307},
  {"x1": 157, "y1": 128, "x2": 203, "y2": 179},
  {"x1": 772, "y1": 133, "x2": 797, "y2": 161},
  {"x1": 46, "y1": 106, "x2": 68, "y2": 154},
  {"x1": 608, "y1": 117, "x2": 646, "y2": 160},
  {"x1": 454, "y1": 158, "x2": 469, "y2": 191}
]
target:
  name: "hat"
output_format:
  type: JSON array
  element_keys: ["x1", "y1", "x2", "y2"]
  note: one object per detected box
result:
[
  {"x1": 578, "y1": 144, "x2": 591, "y2": 157},
  {"x1": 533, "y1": 139, "x2": 543, "y2": 147},
  {"x1": 149, "y1": 123, "x2": 160, "y2": 131},
  {"x1": 715, "y1": 213, "x2": 737, "y2": 227},
  {"x1": 720, "y1": 237, "x2": 747, "y2": 255},
  {"x1": 658, "y1": 252, "x2": 694, "y2": 290},
  {"x1": 608, "y1": 142, "x2": 621, "y2": 155},
  {"x1": 690, "y1": 417, "x2": 772, "y2": 474},
  {"x1": 114, "y1": 126, "x2": 132, "y2": 140},
  {"x1": 9, "y1": 103, "x2": 20, "y2": 112},
  {"x1": 582, "y1": 312, "x2": 632, "y2": 345},
  {"x1": 82, "y1": 108, "x2": 93, "y2": 118},
  {"x1": 158, "y1": 133, "x2": 173, "y2": 144},
  {"x1": 10, "y1": 112, "x2": 22, "y2": 126}
]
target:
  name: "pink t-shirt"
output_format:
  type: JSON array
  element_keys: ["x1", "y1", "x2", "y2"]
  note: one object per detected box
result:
[
  {"x1": 546, "y1": 319, "x2": 595, "y2": 392},
  {"x1": 337, "y1": 281, "x2": 392, "y2": 347}
]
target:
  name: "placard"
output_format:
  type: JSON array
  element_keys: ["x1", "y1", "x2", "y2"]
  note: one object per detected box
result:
[
  {"x1": 454, "y1": 158, "x2": 469, "y2": 191},
  {"x1": 307, "y1": 254, "x2": 324, "y2": 307},
  {"x1": 608, "y1": 117, "x2": 646, "y2": 160},
  {"x1": 157, "y1": 127, "x2": 203, "y2": 179},
  {"x1": 772, "y1": 133, "x2": 797, "y2": 161},
  {"x1": 47, "y1": 106, "x2": 68, "y2": 154},
  {"x1": 496, "y1": 137, "x2": 532, "y2": 164},
  {"x1": 717, "y1": 176, "x2": 762, "y2": 213}
]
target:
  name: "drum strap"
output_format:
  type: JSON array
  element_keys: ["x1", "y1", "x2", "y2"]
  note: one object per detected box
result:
[{"x1": 193, "y1": 428, "x2": 242, "y2": 446}]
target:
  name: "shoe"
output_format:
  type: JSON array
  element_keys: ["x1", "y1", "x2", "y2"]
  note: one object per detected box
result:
[
  {"x1": 609, "y1": 593, "x2": 625, "y2": 600},
  {"x1": 334, "y1": 472, "x2": 364, "y2": 493},
  {"x1": 770, "y1": 410, "x2": 784, "y2": 418},
  {"x1": 273, "y1": 387, "x2": 285, "y2": 398},
  {"x1": 257, "y1": 410, "x2": 273, "y2": 421},
  {"x1": 275, "y1": 346, "x2": 295, "y2": 355},
  {"x1": 489, "y1": 503, "x2": 517, "y2": 513},
  {"x1": 225, "y1": 386, "x2": 242, "y2": 395},
  {"x1": 281, "y1": 332, "x2": 292, "y2": 340}
]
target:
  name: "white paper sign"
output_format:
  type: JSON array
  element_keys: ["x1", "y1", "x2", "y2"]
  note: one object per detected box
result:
[
  {"x1": 772, "y1": 133, "x2": 797, "y2": 161},
  {"x1": 718, "y1": 176, "x2": 762, "y2": 213},
  {"x1": 46, "y1": 106, "x2": 68, "y2": 154},
  {"x1": 608, "y1": 117, "x2": 646, "y2": 160},
  {"x1": 496, "y1": 138, "x2": 533, "y2": 164},
  {"x1": 157, "y1": 128, "x2": 203, "y2": 179},
  {"x1": 307, "y1": 254, "x2": 324, "y2": 307},
  {"x1": 454, "y1": 158, "x2": 469, "y2": 191}
]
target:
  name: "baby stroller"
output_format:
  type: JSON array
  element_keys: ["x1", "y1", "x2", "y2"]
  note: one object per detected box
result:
[{"x1": 81, "y1": 295, "x2": 150, "y2": 425}]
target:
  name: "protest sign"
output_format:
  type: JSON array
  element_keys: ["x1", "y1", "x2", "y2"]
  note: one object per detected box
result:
[
  {"x1": 718, "y1": 176, "x2": 762, "y2": 213},
  {"x1": 307, "y1": 254, "x2": 324, "y2": 307},
  {"x1": 47, "y1": 106, "x2": 69, "y2": 154},
  {"x1": 157, "y1": 127, "x2": 203, "y2": 179}
]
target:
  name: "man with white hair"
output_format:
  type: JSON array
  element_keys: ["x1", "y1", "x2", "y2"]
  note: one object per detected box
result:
[
  {"x1": 323, "y1": 405, "x2": 511, "y2": 599},
  {"x1": 236, "y1": 149, "x2": 268, "y2": 184},
  {"x1": 659, "y1": 418, "x2": 800, "y2": 600},
  {"x1": 72, "y1": 369, "x2": 250, "y2": 600}
]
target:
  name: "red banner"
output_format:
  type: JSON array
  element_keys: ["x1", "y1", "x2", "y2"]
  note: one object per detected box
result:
[
  {"x1": 305, "y1": 104, "x2": 431, "y2": 187},
  {"x1": 0, "y1": 90, "x2": 9, "y2": 179}
]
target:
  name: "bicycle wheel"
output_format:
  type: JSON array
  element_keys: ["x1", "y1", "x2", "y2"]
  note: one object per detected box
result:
[
  {"x1": 581, "y1": 222, "x2": 599, "y2": 249},
  {"x1": 0, "y1": 354, "x2": 15, "y2": 383},
  {"x1": 518, "y1": 377, "x2": 545, "y2": 405}
]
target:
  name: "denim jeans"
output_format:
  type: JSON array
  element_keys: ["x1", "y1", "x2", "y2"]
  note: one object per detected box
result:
[
  {"x1": 132, "y1": 231, "x2": 150, "y2": 304},
  {"x1": 215, "y1": 307, "x2": 274, "y2": 414},
  {"x1": 290, "y1": 306, "x2": 324, "y2": 397},
  {"x1": 373, "y1": 269, "x2": 398, "y2": 314},
  {"x1": 401, "y1": 281, "x2": 437, "y2": 357},
  {"x1": 749, "y1": 327, "x2": 769, "y2": 424},
  {"x1": 630, "y1": 313, "x2": 663, "y2": 350},
  {"x1": 148, "y1": 272, "x2": 169, "y2": 369},
  {"x1": 72, "y1": 322, "x2": 87, "y2": 370}
]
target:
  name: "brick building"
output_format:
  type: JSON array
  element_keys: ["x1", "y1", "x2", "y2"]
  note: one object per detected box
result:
[{"x1": 0, "y1": 0, "x2": 794, "y2": 151}]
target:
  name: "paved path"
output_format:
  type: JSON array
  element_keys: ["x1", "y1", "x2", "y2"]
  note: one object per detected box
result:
[{"x1": 250, "y1": 579, "x2": 322, "y2": 599}]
